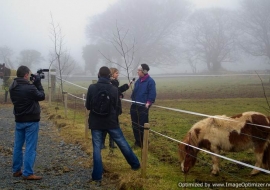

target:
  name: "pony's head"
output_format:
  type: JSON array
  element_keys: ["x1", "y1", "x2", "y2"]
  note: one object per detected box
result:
[
  {"x1": 178, "y1": 133, "x2": 199, "y2": 173},
  {"x1": 0, "y1": 63, "x2": 5, "y2": 79}
]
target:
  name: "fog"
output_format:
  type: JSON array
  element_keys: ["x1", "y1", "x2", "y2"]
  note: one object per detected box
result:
[
  {"x1": 0, "y1": 0, "x2": 269, "y2": 75},
  {"x1": 0, "y1": 0, "x2": 117, "y2": 71}
]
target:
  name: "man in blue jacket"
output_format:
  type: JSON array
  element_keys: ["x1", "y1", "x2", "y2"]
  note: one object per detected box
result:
[
  {"x1": 130, "y1": 63, "x2": 156, "y2": 148},
  {"x1": 9, "y1": 65, "x2": 45, "y2": 180}
]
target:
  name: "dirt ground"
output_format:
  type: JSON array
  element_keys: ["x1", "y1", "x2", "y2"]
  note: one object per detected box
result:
[{"x1": 0, "y1": 103, "x2": 117, "y2": 190}]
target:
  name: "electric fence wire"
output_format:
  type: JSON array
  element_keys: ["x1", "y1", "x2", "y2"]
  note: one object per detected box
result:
[{"x1": 53, "y1": 76, "x2": 270, "y2": 175}]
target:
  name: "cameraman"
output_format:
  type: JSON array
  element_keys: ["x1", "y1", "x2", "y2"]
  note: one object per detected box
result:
[{"x1": 9, "y1": 65, "x2": 45, "y2": 180}]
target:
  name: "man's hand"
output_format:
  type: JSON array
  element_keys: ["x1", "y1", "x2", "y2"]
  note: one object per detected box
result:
[
  {"x1": 145, "y1": 103, "x2": 150, "y2": 108},
  {"x1": 33, "y1": 74, "x2": 41, "y2": 86}
]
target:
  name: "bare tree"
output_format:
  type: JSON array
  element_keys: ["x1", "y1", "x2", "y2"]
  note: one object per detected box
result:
[
  {"x1": 182, "y1": 8, "x2": 238, "y2": 72},
  {"x1": 49, "y1": 13, "x2": 77, "y2": 101},
  {"x1": 17, "y1": 49, "x2": 44, "y2": 69},
  {"x1": 47, "y1": 51, "x2": 57, "y2": 89},
  {"x1": 237, "y1": 0, "x2": 270, "y2": 62},
  {"x1": 82, "y1": 44, "x2": 99, "y2": 76},
  {"x1": 49, "y1": 13, "x2": 64, "y2": 97},
  {"x1": 183, "y1": 51, "x2": 200, "y2": 73},
  {"x1": 99, "y1": 23, "x2": 136, "y2": 80},
  {"x1": 51, "y1": 52, "x2": 76, "y2": 77},
  {"x1": 0, "y1": 46, "x2": 15, "y2": 69},
  {"x1": 86, "y1": 0, "x2": 190, "y2": 69}
]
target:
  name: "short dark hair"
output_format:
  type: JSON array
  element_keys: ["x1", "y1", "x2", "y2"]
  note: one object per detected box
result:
[
  {"x1": 141, "y1": 63, "x2": 150, "y2": 71},
  {"x1": 16, "y1": 65, "x2": 30, "y2": 77},
  {"x1": 98, "y1": 66, "x2": 111, "y2": 78}
]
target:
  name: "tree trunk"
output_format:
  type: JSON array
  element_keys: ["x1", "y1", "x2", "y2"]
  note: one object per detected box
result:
[{"x1": 212, "y1": 61, "x2": 222, "y2": 72}]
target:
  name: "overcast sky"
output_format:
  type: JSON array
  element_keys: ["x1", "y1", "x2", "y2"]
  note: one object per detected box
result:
[
  {"x1": 0, "y1": 0, "x2": 239, "y2": 71},
  {"x1": 192, "y1": 0, "x2": 239, "y2": 9}
]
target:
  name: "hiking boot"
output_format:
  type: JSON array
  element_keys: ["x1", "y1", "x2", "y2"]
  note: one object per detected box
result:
[
  {"x1": 22, "y1": 175, "x2": 42, "y2": 180},
  {"x1": 13, "y1": 171, "x2": 22, "y2": 177}
]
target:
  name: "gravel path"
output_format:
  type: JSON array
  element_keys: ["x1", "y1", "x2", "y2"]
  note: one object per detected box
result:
[{"x1": 0, "y1": 105, "x2": 117, "y2": 190}]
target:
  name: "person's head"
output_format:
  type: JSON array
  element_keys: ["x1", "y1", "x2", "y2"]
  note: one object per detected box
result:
[
  {"x1": 110, "y1": 68, "x2": 119, "y2": 79},
  {"x1": 98, "y1": 66, "x2": 111, "y2": 78},
  {"x1": 137, "y1": 63, "x2": 150, "y2": 77},
  {"x1": 16, "y1": 65, "x2": 30, "y2": 80}
]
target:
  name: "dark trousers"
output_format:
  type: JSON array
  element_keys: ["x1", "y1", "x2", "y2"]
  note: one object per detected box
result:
[{"x1": 130, "y1": 104, "x2": 149, "y2": 147}]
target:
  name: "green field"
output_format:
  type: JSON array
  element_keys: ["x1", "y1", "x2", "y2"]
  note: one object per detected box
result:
[
  {"x1": 2, "y1": 74, "x2": 270, "y2": 189},
  {"x1": 72, "y1": 75, "x2": 270, "y2": 189}
]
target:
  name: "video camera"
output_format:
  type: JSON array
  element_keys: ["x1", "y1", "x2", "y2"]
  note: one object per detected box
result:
[{"x1": 30, "y1": 69, "x2": 49, "y2": 81}]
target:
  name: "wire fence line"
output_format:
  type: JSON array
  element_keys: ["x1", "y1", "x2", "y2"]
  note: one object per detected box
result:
[
  {"x1": 67, "y1": 92, "x2": 85, "y2": 101},
  {"x1": 55, "y1": 75, "x2": 270, "y2": 139},
  {"x1": 56, "y1": 73, "x2": 270, "y2": 79},
  {"x1": 53, "y1": 76, "x2": 270, "y2": 175},
  {"x1": 56, "y1": 76, "x2": 88, "y2": 90},
  {"x1": 123, "y1": 99, "x2": 270, "y2": 130}
]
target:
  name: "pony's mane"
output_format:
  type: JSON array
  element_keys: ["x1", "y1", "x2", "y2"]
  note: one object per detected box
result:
[{"x1": 187, "y1": 117, "x2": 216, "y2": 146}]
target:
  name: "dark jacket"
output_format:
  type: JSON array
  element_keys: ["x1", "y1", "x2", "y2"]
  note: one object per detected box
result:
[
  {"x1": 85, "y1": 77, "x2": 119, "y2": 130},
  {"x1": 9, "y1": 78, "x2": 45, "y2": 122},
  {"x1": 110, "y1": 79, "x2": 129, "y2": 115}
]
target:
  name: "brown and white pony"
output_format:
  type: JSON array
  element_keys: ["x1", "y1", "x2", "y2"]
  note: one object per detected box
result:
[{"x1": 178, "y1": 111, "x2": 270, "y2": 175}]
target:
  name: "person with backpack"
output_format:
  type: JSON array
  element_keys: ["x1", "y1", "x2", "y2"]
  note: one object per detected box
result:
[
  {"x1": 85, "y1": 66, "x2": 140, "y2": 184},
  {"x1": 101, "y1": 67, "x2": 132, "y2": 149},
  {"x1": 130, "y1": 63, "x2": 156, "y2": 148}
]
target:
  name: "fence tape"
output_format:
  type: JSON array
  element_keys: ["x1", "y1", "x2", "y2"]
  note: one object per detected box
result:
[
  {"x1": 54, "y1": 77, "x2": 270, "y2": 174},
  {"x1": 67, "y1": 93, "x2": 85, "y2": 101},
  {"x1": 122, "y1": 98, "x2": 270, "y2": 129},
  {"x1": 56, "y1": 76, "x2": 88, "y2": 90}
]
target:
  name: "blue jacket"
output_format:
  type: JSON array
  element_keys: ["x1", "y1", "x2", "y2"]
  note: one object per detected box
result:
[{"x1": 131, "y1": 74, "x2": 156, "y2": 105}]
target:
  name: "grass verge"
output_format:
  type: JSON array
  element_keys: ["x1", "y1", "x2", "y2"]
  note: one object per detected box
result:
[{"x1": 41, "y1": 95, "x2": 270, "y2": 190}]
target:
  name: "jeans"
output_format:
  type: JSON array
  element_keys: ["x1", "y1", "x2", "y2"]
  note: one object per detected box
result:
[
  {"x1": 130, "y1": 104, "x2": 149, "y2": 147},
  {"x1": 12, "y1": 122, "x2": 39, "y2": 177},
  {"x1": 91, "y1": 128, "x2": 140, "y2": 181}
]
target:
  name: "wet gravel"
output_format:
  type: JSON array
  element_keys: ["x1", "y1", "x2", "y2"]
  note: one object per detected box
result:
[{"x1": 0, "y1": 105, "x2": 117, "y2": 190}]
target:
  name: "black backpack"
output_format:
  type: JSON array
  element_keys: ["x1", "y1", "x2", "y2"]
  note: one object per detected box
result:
[{"x1": 90, "y1": 85, "x2": 111, "y2": 116}]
